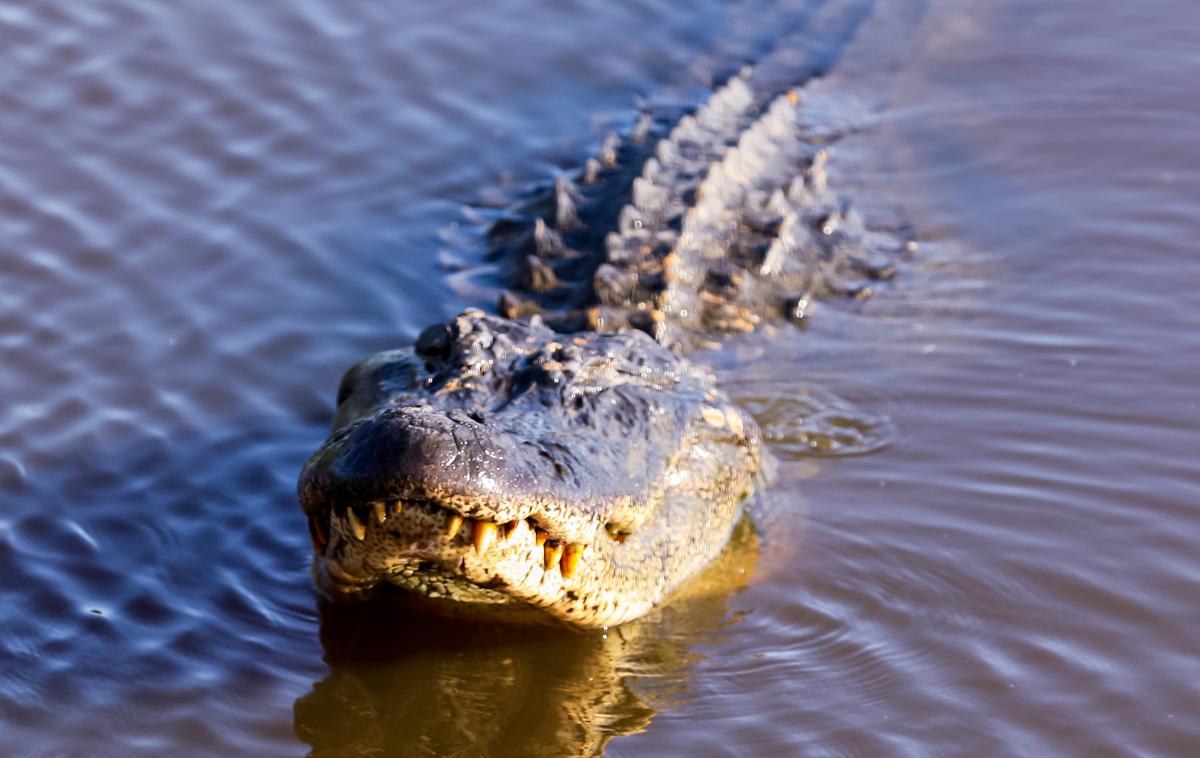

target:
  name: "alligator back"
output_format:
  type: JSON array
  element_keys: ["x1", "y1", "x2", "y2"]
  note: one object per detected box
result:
[{"x1": 486, "y1": 0, "x2": 909, "y2": 351}]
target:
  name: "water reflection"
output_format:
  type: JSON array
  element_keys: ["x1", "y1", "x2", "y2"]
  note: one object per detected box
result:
[{"x1": 295, "y1": 519, "x2": 759, "y2": 757}]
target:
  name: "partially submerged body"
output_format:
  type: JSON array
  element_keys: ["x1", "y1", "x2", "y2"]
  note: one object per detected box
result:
[
  {"x1": 298, "y1": 0, "x2": 906, "y2": 628},
  {"x1": 298, "y1": 312, "x2": 761, "y2": 627}
]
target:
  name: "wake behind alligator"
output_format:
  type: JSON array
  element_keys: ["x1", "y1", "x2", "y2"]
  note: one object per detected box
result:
[{"x1": 298, "y1": 0, "x2": 910, "y2": 628}]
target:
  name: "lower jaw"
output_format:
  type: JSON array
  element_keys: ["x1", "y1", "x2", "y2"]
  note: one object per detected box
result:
[
  {"x1": 314, "y1": 541, "x2": 629, "y2": 627},
  {"x1": 317, "y1": 557, "x2": 529, "y2": 607},
  {"x1": 318, "y1": 565, "x2": 580, "y2": 626},
  {"x1": 383, "y1": 565, "x2": 520, "y2": 606}
]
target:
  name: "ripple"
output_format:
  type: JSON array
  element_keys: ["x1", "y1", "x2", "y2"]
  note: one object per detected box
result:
[
  {"x1": 733, "y1": 378, "x2": 898, "y2": 459},
  {"x1": 2, "y1": 0, "x2": 1200, "y2": 755}
]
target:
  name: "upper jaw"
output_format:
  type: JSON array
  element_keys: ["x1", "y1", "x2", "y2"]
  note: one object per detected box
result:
[
  {"x1": 296, "y1": 400, "x2": 661, "y2": 546},
  {"x1": 305, "y1": 495, "x2": 603, "y2": 601}
]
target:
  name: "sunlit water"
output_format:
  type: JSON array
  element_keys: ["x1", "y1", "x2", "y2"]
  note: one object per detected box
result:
[{"x1": 2, "y1": 0, "x2": 1198, "y2": 755}]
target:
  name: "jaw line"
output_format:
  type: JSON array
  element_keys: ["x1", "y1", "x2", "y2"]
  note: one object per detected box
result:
[{"x1": 317, "y1": 557, "x2": 375, "y2": 594}]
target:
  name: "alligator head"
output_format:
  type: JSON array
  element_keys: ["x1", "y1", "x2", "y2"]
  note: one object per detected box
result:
[{"x1": 298, "y1": 310, "x2": 761, "y2": 628}]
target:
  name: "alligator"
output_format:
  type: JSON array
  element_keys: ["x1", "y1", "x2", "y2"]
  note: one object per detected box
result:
[{"x1": 298, "y1": 0, "x2": 907, "y2": 629}]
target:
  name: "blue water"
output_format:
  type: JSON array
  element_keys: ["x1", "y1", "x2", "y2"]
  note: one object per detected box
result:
[{"x1": 2, "y1": 0, "x2": 1198, "y2": 754}]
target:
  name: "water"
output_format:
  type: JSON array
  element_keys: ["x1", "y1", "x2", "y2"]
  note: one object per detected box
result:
[{"x1": 2, "y1": 0, "x2": 1198, "y2": 754}]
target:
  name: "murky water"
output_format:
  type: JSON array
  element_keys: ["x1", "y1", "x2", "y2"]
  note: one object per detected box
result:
[{"x1": 2, "y1": 0, "x2": 1198, "y2": 754}]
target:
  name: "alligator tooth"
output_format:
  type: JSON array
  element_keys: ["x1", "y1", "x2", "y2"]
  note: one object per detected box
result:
[
  {"x1": 700, "y1": 405, "x2": 726, "y2": 429},
  {"x1": 346, "y1": 507, "x2": 367, "y2": 541},
  {"x1": 307, "y1": 515, "x2": 328, "y2": 556},
  {"x1": 560, "y1": 544, "x2": 584, "y2": 579},
  {"x1": 390, "y1": 499, "x2": 404, "y2": 516},
  {"x1": 473, "y1": 521, "x2": 498, "y2": 554},
  {"x1": 535, "y1": 529, "x2": 549, "y2": 547},
  {"x1": 445, "y1": 513, "x2": 464, "y2": 540},
  {"x1": 543, "y1": 540, "x2": 564, "y2": 571},
  {"x1": 372, "y1": 502, "x2": 388, "y2": 524}
]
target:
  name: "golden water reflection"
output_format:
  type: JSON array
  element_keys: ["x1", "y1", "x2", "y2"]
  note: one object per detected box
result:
[{"x1": 295, "y1": 519, "x2": 759, "y2": 757}]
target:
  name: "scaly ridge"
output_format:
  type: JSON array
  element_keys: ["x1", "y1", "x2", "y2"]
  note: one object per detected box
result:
[{"x1": 491, "y1": 0, "x2": 904, "y2": 348}]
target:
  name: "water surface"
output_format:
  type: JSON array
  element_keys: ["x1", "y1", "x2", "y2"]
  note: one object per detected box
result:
[{"x1": 2, "y1": 0, "x2": 1198, "y2": 754}]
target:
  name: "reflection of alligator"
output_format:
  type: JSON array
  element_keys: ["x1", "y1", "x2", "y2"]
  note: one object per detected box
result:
[
  {"x1": 298, "y1": 0, "x2": 906, "y2": 628},
  {"x1": 295, "y1": 520, "x2": 759, "y2": 757}
]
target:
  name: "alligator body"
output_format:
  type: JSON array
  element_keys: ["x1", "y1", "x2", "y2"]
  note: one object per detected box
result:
[{"x1": 298, "y1": 0, "x2": 905, "y2": 628}]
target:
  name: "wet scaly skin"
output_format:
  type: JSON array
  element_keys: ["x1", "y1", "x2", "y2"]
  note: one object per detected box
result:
[{"x1": 298, "y1": 312, "x2": 761, "y2": 628}]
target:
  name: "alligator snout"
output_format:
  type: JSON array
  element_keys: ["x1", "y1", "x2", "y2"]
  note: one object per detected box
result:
[{"x1": 300, "y1": 404, "x2": 573, "y2": 527}]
